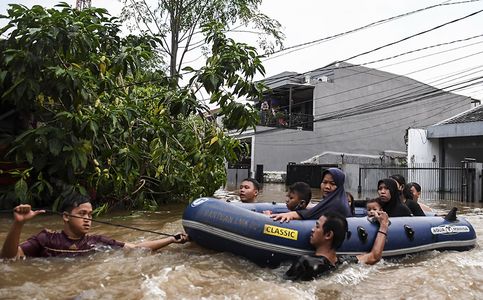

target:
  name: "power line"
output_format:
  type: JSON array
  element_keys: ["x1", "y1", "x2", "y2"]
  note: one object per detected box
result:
[
  {"x1": 250, "y1": 74, "x2": 483, "y2": 138},
  {"x1": 247, "y1": 64, "x2": 483, "y2": 143},
  {"x1": 256, "y1": 94, "x2": 468, "y2": 147},
  {"x1": 313, "y1": 62, "x2": 483, "y2": 112},
  {"x1": 312, "y1": 51, "x2": 483, "y2": 111},
  {"x1": 257, "y1": 98, "x2": 467, "y2": 147},
  {"x1": 344, "y1": 8, "x2": 483, "y2": 62},
  {"x1": 261, "y1": 7, "x2": 483, "y2": 90},
  {"x1": 301, "y1": 66, "x2": 483, "y2": 132},
  {"x1": 310, "y1": 75, "x2": 483, "y2": 123},
  {"x1": 350, "y1": 34, "x2": 483, "y2": 69},
  {"x1": 265, "y1": 49, "x2": 483, "y2": 115},
  {"x1": 263, "y1": 0, "x2": 483, "y2": 59},
  {"x1": 257, "y1": 94, "x2": 469, "y2": 146}
]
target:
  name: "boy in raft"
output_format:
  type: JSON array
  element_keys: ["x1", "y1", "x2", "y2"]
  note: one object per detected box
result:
[
  {"x1": 263, "y1": 182, "x2": 311, "y2": 215},
  {"x1": 284, "y1": 210, "x2": 389, "y2": 281},
  {"x1": 1, "y1": 193, "x2": 188, "y2": 259},
  {"x1": 239, "y1": 178, "x2": 260, "y2": 203}
]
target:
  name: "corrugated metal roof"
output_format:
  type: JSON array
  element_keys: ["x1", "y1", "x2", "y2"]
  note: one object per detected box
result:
[{"x1": 437, "y1": 104, "x2": 483, "y2": 125}]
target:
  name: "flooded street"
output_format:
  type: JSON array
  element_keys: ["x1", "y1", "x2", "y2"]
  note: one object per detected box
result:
[{"x1": 1, "y1": 183, "x2": 483, "y2": 300}]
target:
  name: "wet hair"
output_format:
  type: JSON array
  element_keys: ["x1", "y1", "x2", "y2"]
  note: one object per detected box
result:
[
  {"x1": 59, "y1": 192, "x2": 91, "y2": 213},
  {"x1": 389, "y1": 174, "x2": 406, "y2": 186},
  {"x1": 241, "y1": 178, "x2": 260, "y2": 191},
  {"x1": 402, "y1": 184, "x2": 414, "y2": 201},
  {"x1": 288, "y1": 182, "x2": 312, "y2": 206},
  {"x1": 409, "y1": 182, "x2": 421, "y2": 193},
  {"x1": 322, "y1": 212, "x2": 348, "y2": 249},
  {"x1": 366, "y1": 197, "x2": 383, "y2": 208},
  {"x1": 346, "y1": 192, "x2": 355, "y2": 215}
]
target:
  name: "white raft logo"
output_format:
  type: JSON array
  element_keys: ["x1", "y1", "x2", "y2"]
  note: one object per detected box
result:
[
  {"x1": 430, "y1": 225, "x2": 470, "y2": 235},
  {"x1": 191, "y1": 198, "x2": 210, "y2": 207}
]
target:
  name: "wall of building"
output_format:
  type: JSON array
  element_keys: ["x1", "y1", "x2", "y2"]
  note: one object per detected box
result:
[
  {"x1": 407, "y1": 129, "x2": 440, "y2": 164},
  {"x1": 254, "y1": 63, "x2": 471, "y2": 172},
  {"x1": 406, "y1": 129, "x2": 483, "y2": 202},
  {"x1": 443, "y1": 136, "x2": 483, "y2": 163}
]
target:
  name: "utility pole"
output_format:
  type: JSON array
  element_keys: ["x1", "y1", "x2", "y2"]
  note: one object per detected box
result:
[{"x1": 76, "y1": 0, "x2": 92, "y2": 10}]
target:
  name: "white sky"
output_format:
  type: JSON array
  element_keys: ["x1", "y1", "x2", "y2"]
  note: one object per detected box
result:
[{"x1": 1, "y1": 0, "x2": 483, "y2": 100}]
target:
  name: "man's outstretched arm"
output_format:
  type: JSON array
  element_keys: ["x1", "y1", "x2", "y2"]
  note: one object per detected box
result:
[
  {"x1": 1, "y1": 205, "x2": 45, "y2": 259},
  {"x1": 357, "y1": 211, "x2": 389, "y2": 265},
  {"x1": 123, "y1": 233, "x2": 189, "y2": 251}
]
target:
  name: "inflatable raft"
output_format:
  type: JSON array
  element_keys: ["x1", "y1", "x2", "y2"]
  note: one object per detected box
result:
[{"x1": 182, "y1": 198, "x2": 477, "y2": 266}]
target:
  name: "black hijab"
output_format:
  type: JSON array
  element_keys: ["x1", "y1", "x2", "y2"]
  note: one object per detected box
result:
[
  {"x1": 297, "y1": 168, "x2": 352, "y2": 219},
  {"x1": 377, "y1": 178, "x2": 412, "y2": 217}
]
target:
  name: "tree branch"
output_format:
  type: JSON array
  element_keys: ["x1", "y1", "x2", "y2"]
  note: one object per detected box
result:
[
  {"x1": 176, "y1": 1, "x2": 209, "y2": 75},
  {"x1": 140, "y1": 0, "x2": 172, "y2": 55}
]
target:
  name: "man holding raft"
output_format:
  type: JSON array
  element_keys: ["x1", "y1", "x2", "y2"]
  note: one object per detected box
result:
[{"x1": 1, "y1": 193, "x2": 188, "y2": 259}]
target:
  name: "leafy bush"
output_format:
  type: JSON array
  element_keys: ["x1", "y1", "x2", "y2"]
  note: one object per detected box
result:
[{"x1": 0, "y1": 3, "x2": 265, "y2": 209}]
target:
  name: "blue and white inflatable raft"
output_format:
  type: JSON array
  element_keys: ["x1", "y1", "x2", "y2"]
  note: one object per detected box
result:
[{"x1": 182, "y1": 198, "x2": 477, "y2": 266}]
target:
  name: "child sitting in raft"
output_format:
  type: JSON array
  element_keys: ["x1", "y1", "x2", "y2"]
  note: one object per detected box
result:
[
  {"x1": 366, "y1": 198, "x2": 384, "y2": 221},
  {"x1": 263, "y1": 182, "x2": 311, "y2": 215}
]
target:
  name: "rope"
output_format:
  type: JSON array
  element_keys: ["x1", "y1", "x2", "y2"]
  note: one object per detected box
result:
[{"x1": 0, "y1": 209, "x2": 180, "y2": 239}]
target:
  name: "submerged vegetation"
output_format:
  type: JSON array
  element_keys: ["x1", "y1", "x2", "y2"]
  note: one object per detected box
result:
[{"x1": 0, "y1": 2, "x2": 281, "y2": 210}]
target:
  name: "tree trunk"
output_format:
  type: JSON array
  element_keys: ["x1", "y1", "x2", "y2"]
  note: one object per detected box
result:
[{"x1": 169, "y1": 1, "x2": 179, "y2": 80}]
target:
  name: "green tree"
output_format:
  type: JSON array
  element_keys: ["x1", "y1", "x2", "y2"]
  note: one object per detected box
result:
[
  {"x1": 121, "y1": 0, "x2": 283, "y2": 79},
  {"x1": 0, "y1": 3, "x2": 267, "y2": 209}
]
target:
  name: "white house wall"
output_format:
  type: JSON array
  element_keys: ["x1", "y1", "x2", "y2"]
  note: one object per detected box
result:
[{"x1": 407, "y1": 128, "x2": 439, "y2": 164}]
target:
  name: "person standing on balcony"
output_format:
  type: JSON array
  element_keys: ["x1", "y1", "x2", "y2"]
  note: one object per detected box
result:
[{"x1": 260, "y1": 100, "x2": 269, "y2": 125}]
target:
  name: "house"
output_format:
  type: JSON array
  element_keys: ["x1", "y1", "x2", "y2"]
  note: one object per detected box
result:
[
  {"x1": 227, "y1": 61, "x2": 474, "y2": 190},
  {"x1": 407, "y1": 102, "x2": 483, "y2": 202}
]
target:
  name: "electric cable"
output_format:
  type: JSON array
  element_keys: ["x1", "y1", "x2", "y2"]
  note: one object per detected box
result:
[
  {"x1": 0, "y1": 209, "x2": 181, "y2": 238},
  {"x1": 264, "y1": 0, "x2": 483, "y2": 59}
]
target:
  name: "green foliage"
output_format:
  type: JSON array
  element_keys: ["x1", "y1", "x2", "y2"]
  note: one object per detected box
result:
[
  {"x1": 189, "y1": 21, "x2": 266, "y2": 131},
  {"x1": 121, "y1": 0, "x2": 283, "y2": 77},
  {"x1": 0, "y1": 3, "x2": 266, "y2": 209}
]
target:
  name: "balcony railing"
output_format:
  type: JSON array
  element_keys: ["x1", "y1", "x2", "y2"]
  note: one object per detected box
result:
[{"x1": 259, "y1": 112, "x2": 314, "y2": 131}]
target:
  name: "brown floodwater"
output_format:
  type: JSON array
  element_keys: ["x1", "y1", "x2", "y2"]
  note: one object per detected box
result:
[{"x1": 1, "y1": 183, "x2": 482, "y2": 299}]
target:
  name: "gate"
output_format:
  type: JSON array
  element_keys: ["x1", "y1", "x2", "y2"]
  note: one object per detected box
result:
[
  {"x1": 286, "y1": 163, "x2": 338, "y2": 188},
  {"x1": 357, "y1": 163, "x2": 477, "y2": 202},
  {"x1": 226, "y1": 164, "x2": 250, "y2": 190}
]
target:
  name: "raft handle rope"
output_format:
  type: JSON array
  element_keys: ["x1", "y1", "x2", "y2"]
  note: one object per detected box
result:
[
  {"x1": 404, "y1": 224, "x2": 415, "y2": 241},
  {"x1": 0, "y1": 209, "x2": 181, "y2": 240},
  {"x1": 357, "y1": 226, "x2": 368, "y2": 243}
]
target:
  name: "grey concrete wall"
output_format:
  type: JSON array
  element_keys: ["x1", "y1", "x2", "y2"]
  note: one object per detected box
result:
[{"x1": 253, "y1": 63, "x2": 471, "y2": 172}]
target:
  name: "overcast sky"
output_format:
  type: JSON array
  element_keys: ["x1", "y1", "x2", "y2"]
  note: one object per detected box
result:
[{"x1": 1, "y1": 0, "x2": 483, "y2": 100}]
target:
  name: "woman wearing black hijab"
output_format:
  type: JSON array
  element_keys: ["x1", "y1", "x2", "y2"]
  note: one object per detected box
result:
[
  {"x1": 389, "y1": 174, "x2": 425, "y2": 216},
  {"x1": 271, "y1": 168, "x2": 352, "y2": 222},
  {"x1": 377, "y1": 179, "x2": 412, "y2": 217},
  {"x1": 402, "y1": 184, "x2": 425, "y2": 216}
]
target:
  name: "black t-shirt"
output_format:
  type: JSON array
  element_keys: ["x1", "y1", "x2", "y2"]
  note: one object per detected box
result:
[
  {"x1": 284, "y1": 255, "x2": 359, "y2": 281},
  {"x1": 405, "y1": 199, "x2": 425, "y2": 216}
]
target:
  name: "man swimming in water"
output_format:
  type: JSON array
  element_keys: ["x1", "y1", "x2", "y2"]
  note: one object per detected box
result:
[
  {"x1": 284, "y1": 210, "x2": 389, "y2": 281},
  {"x1": 1, "y1": 193, "x2": 188, "y2": 259}
]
